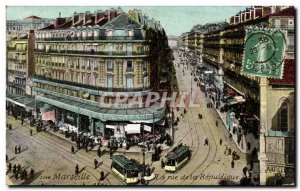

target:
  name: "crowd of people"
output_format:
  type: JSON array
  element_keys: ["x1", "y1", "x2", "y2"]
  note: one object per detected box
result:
[{"x1": 6, "y1": 155, "x2": 35, "y2": 182}]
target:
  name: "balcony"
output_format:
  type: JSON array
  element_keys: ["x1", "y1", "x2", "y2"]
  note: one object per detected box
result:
[
  {"x1": 7, "y1": 47, "x2": 16, "y2": 51},
  {"x1": 33, "y1": 75, "x2": 151, "y2": 93},
  {"x1": 107, "y1": 68, "x2": 114, "y2": 72},
  {"x1": 126, "y1": 67, "x2": 134, "y2": 72},
  {"x1": 38, "y1": 49, "x2": 149, "y2": 57},
  {"x1": 36, "y1": 35, "x2": 145, "y2": 42}
]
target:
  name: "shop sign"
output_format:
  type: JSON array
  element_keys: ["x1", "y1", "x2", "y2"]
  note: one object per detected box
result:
[{"x1": 242, "y1": 27, "x2": 286, "y2": 78}]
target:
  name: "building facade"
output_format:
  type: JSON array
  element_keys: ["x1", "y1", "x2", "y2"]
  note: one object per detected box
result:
[
  {"x1": 32, "y1": 8, "x2": 169, "y2": 137},
  {"x1": 183, "y1": 6, "x2": 295, "y2": 185},
  {"x1": 7, "y1": 15, "x2": 54, "y2": 41},
  {"x1": 7, "y1": 30, "x2": 35, "y2": 96}
]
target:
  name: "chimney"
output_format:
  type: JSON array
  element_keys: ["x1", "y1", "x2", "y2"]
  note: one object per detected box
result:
[
  {"x1": 240, "y1": 11, "x2": 244, "y2": 23},
  {"x1": 84, "y1": 11, "x2": 91, "y2": 25},
  {"x1": 230, "y1": 16, "x2": 234, "y2": 25},
  {"x1": 234, "y1": 14, "x2": 240, "y2": 24},
  {"x1": 54, "y1": 17, "x2": 66, "y2": 28},
  {"x1": 244, "y1": 8, "x2": 251, "y2": 21},
  {"x1": 108, "y1": 8, "x2": 117, "y2": 21},
  {"x1": 263, "y1": 6, "x2": 272, "y2": 17},
  {"x1": 250, "y1": 7, "x2": 254, "y2": 20},
  {"x1": 72, "y1": 12, "x2": 79, "y2": 25},
  {"x1": 27, "y1": 30, "x2": 35, "y2": 77},
  {"x1": 254, "y1": 6, "x2": 263, "y2": 19},
  {"x1": 117, "y1": 7, "x2": 123, "y2": 14}
]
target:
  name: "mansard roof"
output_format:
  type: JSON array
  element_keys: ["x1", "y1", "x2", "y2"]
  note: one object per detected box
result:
[{"x1": 101, "y1": 12, "x2": 141, "y2": 29}]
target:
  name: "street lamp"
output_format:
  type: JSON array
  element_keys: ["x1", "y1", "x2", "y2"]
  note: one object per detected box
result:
[
  {"x1": 152, "y1": 113, "x2": 155, "y2": 146},
  {"x1": 140, "y1": 123, "x2": 146, "y2": 178}
]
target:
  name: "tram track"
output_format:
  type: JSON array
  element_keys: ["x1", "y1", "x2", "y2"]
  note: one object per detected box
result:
[
  {"x1": 150, "y1": 58, "x2": 207, "y2": 185},
  {"x1": 7, "y1": 115, "x2": 124, "y2": 185},
  {"x1": 157, "y1": 54, "x2": 220, "y2": 185}
]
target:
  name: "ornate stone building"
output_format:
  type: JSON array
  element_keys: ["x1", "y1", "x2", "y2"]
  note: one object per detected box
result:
[
  {"x1": 6, "y1": 15, "x2": 54, "y2": 41},
  {"x1": 7, "y1": 30, "x2": 35, "y2": 96},
  {"x1": 32, "y1": 8, "x2": 168, "y2": 137},
  {"x1": 183, "y1": 6, "x2": 295, "y2": 185}
]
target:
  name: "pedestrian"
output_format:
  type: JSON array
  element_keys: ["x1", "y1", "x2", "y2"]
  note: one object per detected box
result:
[
  {"x1": 231, "y1": 160, "x2": 235, "y2": 168},
  {"x1": 204, "y1": 138, "x2": 208, "y2": 146},
  {"x1": 161, "y1": 159, "x2": 165, "y2": 169},
  {"x1": 147, "y1": 142, "x2": 150, "y2": 151},
  {"x1": 216, "y1": 120, "x2": 218, "y2": 127},
  {"x1": 109, "y1": 150, "x2": 113, "y2": 159},
  {"x1": 71, "y1": 146, "x2": 75, "y2": 154},
  {"x1": 219, "y1": 139, "x2": 222, "y2": 145},
  {"x1": 75, "y1": 164, "x2": 79, "y2": 175},
  {"x1": 242, "y1": 166, "x2": 248, "y2": 177},
  {"x1": 7, "y1": 163, "x2": 12, "y2": 173},
  {"x1": 85, "y1": 144, "x2": 88, "y2": 152},
  {"x1": 15, "y1": 172, "x2": 19, "y2": 180},
  {"x1": 228, "y1": 148, "x2": 232, "y2": 155},
  {"x1": 6, "y1": 154, "x2": 8, "y2": 163},
  {"x1": 18, "y1": 145, "x2": 21, "y2": 154},
  {"x1": 94, "y1": 159, "x2": 98, "y2": 169},
  {"x1": 20, "y1": 170, "x2": 24, "y2": 180},
  {"x1": 15, "y1": 146, "x2": 18, "y2": 154},
  {"x1": 250, "y1": 159, "x2": 254, "y2": 170},
  {"x1": 100, "y1": 171, "x2": 105, "y2": 181},
  {"x1": 97, "y1": 148, "x2": 101, "y2": 158},
  {"x1": 13, "y1": 164, "x2": 16, "y2": 173},
  {"x1": 30, "y1": 129, "x2": 33, "y2": 136},
  {"x1": 30, "y1": 168, "x2": 34, "y2": 179},
  {"x1": 21, "y1": 118, "x2": 24, "y2": 125},
  {"x1": 17, "y1": 164, "x2": 21, "y2": 173},
  {"x1": 23, "y1": 169, "x2": 28, "y2": 180}
]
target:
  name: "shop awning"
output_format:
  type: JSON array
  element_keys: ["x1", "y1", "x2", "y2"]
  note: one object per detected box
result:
[
  {"x1": 6, "y1": 97, "x2": 25, "y2": 107},
  {"x1": 155, "y1": 119, "x2": 165, "y2": 126},
  {"x1": 36, "y1": 94, "x2": 165, "y2": 122},
  {"x1": 227, "y1": 89, "x2": 235, "y2": 95},
  {"x1": 25, "y1": 100, "x2": 44, "y2": 110}
]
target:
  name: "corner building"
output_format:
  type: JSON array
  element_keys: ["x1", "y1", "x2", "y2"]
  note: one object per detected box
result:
[{"x1": 32, "y1": 8, "x2": 167, "y2": 137}]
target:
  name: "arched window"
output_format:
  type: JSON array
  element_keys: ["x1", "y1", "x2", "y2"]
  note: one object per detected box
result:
[{"x1": 279, "y1": 100, "x2": 288, "y2": 131}]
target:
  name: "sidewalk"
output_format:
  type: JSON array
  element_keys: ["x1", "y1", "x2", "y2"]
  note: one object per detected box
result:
[
  {"x1": 207, "y1": 96, "x2": 258, "y2": 154},
  {"x1": 44, "y1": 127, "x2": 171, "y2": 154}
]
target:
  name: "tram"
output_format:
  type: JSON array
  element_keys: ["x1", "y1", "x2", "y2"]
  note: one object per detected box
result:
[
  {"x1": 164, "y1": 143, "x2": 191, "y2": 172},
  {"x1": 111, "y1": 155, "x2": 139, "y2": 184}
]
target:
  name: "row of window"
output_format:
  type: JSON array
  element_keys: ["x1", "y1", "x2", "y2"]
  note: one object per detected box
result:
[
  {"x1": 35, "y1": 29, "x2": 138, "y2": 40},
  {"x1": 36, "y1": 43, "x2": 148, "y2": 53},
  {"x1": 36, "y1": 69, "x2": 148, "y2": 89},
  {"x1": 36, "y1": 57, "x2": 147, "y2": 72},
  {"x1": 35, "y1": 83, "x2": 149, "y2": 105}
]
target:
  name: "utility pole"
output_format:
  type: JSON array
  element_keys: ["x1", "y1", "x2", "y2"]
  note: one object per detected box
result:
[
  {"x1": 152, "y1": 112, "x2": 155, "y2": 145},
  {"x1": 141, "y1": 123, "x2": 146, "y2": 177}
]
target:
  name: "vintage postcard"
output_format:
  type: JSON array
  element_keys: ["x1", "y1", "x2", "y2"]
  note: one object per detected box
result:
[{"x1": 6, "y1": 6, "x2": 295, "y2": 186}]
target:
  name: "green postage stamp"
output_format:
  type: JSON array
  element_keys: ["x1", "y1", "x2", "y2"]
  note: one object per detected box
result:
[{"x1": 242, "y1": 27, "x2": 286, "y2": 78}]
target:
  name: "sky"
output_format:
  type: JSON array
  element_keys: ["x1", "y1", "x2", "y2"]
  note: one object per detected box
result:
[{"x1": 6, "y1": 6, "x2": 246, "y2": 36}]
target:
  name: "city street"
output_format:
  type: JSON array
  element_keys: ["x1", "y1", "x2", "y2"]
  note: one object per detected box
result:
[
  {"x1": 6, "y1": 114, "x2": 125, "y2": 186},
  {"x1": 149, "y1": 51, "x2": 248, "y2": 185},
  {"x1": 6, "y1": 51, "x2": 249, "y2": 186}
]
